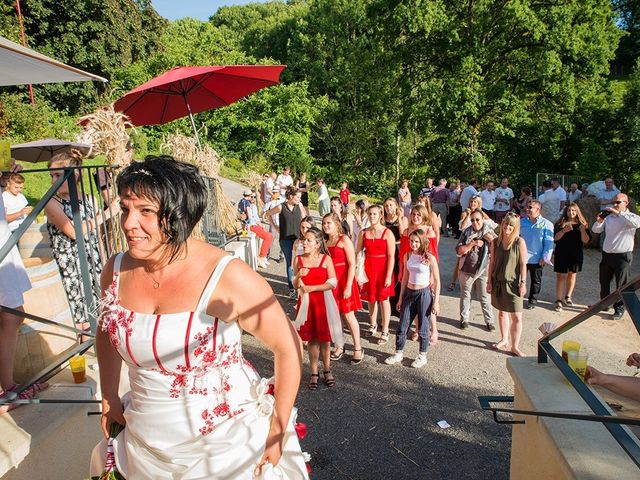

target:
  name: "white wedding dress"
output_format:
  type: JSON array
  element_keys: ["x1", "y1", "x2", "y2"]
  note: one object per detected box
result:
[{"x1": 90, "y1": 254, "x2": 309, "y2": 479}]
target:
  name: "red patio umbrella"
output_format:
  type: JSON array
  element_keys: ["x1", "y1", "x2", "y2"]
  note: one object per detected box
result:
[{"x1": 113, "y1": 65, "x2": 286, "y2": 147}]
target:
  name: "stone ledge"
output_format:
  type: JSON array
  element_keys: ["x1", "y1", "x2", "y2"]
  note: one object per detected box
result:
[{"x1": 507, "y1": 357, "x2": 640, "y2": 479}]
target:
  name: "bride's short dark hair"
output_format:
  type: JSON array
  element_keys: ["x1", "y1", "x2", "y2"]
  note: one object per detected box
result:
[{"x1": 117, "y1": 155, "x2": 207, "y2": 262}]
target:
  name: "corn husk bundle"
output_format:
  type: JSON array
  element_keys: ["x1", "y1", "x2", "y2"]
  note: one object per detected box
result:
[
  {"x1": 77, "y1": 104, "x2": 134, "y2": 255},
  {"x1": 246, "y1": 170, "x2": 264, "y2": 211},
  {"x1": 77, "y1": 105, "x2": 134, "y2": 167},
  {"x1": 160, "y1": 132, "x2": 240, "y2": 236}
]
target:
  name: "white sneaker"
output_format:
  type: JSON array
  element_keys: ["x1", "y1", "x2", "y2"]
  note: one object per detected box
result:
[
  {"x1": 384, "y1": 352, "x2": 404, "y2": 365},
  {"x1": 257, "y1": 258, "x2": 268, "y2": 268},
  {"x1": 411, "y1": 353, "x2": 428, "y2": 369}
]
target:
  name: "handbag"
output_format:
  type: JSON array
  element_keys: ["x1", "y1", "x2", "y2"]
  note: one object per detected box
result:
[{"x1": 355, "y1": 250, "x2": 368, "y2": 284}]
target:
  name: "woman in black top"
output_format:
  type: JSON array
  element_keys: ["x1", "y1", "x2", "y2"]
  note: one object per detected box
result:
[
  {"x1": 383, "y1": 197, "x2": 408, "y2": 315},
  {"x1": 330, "y1": 196, "x2": 354, "y2": 239},
  {"x1": 296, "y1": 172, "x2": 309, "y2": 208},
  {"x1": 266, "y1": 186, "x2": 307, "y2": 297},
  {"x1": 553, "y1": 202, "x2": 591, "y2": 311}
]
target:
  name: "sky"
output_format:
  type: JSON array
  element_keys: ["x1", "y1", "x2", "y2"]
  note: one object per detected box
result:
[{"x1": 151, "y1": 0, "x2": 269, "y2": 21}]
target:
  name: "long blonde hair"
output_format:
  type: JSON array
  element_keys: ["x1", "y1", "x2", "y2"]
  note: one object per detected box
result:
[{"x1": 500, "y1": 213, "x2": 521, "y2": 249}]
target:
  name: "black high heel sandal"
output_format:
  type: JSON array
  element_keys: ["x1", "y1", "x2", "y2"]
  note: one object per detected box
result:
[
  {"x1": 323, "y1": 370, "x2": 335, "y2": 388},
  {"x1": 308, "y1": 373, "x2": 319, "y2": 390}
]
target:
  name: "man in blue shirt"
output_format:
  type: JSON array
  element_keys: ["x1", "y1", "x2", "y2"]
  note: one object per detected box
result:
[{"x1": 519, "y1": 200, "x2": 554, "y2": 309}]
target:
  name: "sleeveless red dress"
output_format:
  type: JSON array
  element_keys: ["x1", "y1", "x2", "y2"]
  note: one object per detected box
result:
[
  {"x1": 399, "y1": 230, "x2": 439, "y2": 280},
  {"x1": 327, "y1": 236, "x2": 362, "y2": 314},
  {"x1": 296, "y1": 255, "x2": 332, "y2": 342},
  {"x1": 360, "y1": 228, "x2": 395, "y2": 302}
]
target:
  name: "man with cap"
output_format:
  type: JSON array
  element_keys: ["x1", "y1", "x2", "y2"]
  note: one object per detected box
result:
[{"x1": 239, "y1": 189, "x2": 273, "y2": 268}]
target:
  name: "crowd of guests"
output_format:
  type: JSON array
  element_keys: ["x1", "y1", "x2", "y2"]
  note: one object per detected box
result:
[{"x1": 240, "y1": 169, "x2": 640, "y2": 387}]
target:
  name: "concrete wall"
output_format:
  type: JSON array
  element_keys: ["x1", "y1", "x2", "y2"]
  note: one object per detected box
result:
[{"x1": 508, "y1": 358, "x2": 639, "y2": 479}]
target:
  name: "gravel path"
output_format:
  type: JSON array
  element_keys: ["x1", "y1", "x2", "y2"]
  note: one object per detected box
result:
[{"x1": 220, "y1": 177, "x2": 640, "y2": 479}]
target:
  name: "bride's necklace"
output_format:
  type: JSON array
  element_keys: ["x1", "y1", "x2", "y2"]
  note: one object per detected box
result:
[{"x1": 143, "y1": 267, "x2": 162, "y2": 289}]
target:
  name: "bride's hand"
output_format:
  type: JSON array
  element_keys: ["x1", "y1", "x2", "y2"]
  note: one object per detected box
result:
[
  {"x1": 255, "y1": 424, "x2": 285, "y2": 476},
  {"x1": 101, "y1": 396, "x2": 126, "y2": 438}
]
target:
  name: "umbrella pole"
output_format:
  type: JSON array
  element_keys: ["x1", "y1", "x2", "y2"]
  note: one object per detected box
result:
[{"x1": 183, "y1": 94, "x2": 201, "y2": 149}]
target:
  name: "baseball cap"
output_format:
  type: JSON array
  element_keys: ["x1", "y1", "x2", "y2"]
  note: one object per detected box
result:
[{"x1": 243, "y1": 189, "x2": 253, "y2": 196}]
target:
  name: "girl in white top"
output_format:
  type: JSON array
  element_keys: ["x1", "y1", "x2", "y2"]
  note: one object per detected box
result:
[{"x1": 385, "y1": 229, "x2": 440, "y2": 368}]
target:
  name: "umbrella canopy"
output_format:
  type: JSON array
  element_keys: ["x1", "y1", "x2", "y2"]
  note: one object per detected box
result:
[
  {"x1": 114, "y1": 65, "x2": 286, "y2": 127},
  {"x1": 11, "y1": 138, "x2": 92, "y2": 163},
  {"x1": 0, "y1": 35, "x2": 107, "y2": 86}
]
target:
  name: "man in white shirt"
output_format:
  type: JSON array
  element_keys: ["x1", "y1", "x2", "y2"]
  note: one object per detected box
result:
[
  {"x1": 598, "y1": 178, "x2": 620, "y2": 209},
  {"x1": 2, "y1": 173, "x2": 31, "y2": 232},
  {"x1": 494, "y1": 177, "x2": 514, "y2": 224},
  {"x1": 459, "y1": 179, "x2": 478, "y2": 211},
  {"x1": 480, "y1": 180, "x2": 496, "y2": 220},
  {"x1": 567, "y1": 183, "x2": 582, "y2": 203},
  {"x1": 276, "y1": 167, "x2": 293, "y2": 195},
  {"x1": 551, "y1": 178, "x2": 567, "y2": 210},
  {"x1": 592, "y1": 193, "x2": 640, "y2": 320},
  {"x1": 539, "y1": 180, "x2": 560, "y2": 223}
]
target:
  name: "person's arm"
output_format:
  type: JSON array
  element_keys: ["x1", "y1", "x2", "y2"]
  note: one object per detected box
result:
[
  {"x1": 355, "y1": 230, "x2": 364, "y2": 255},
  {"x1": 618, "y1": 210, "x2": 640, "y2": 229},
  {"x1": 486, "y1": 239, "x2": 495, "y2": 293},
  {"x1": 217, "y1": 258, "x2": 302, "y2": 469},
  {"x1": 429, "y1": 254, "x2": 441, "y2": 315},
  {"x1": 432, "y1": 212, "x2": 441, "y2": 244},
  {"x1": 343, "y1": 237, "x2": 356, "y2": 299},
  {"x1": 554, "y1": 223, "x2": 571, "y2": 242},
  {"x1": 265, "y1": 203, "x2": 283, "y2": 217},
  {"x1": 384, "y1": 230, "x2": 395, "y2": 287},
  {"x1": 45, "y1": 199, "x2": 94, "y2": 240},
  {"x1": 587, "y1": 367, "x2": 640, "y2": 401},
  {"x1": 541, "y1": 222, "x2": 555, "y2": 265},
  {"x1": 518, "y1": 238, "x2": 527, "y2": 297},
  {"x1": 397, "y1": 252, "x2": 409, "y2": 311},
  {"x1": 591, "y1": 216, "x2": 605, "y2": 233},
  {"x1": 5, "y1": 206, "x2": 32, "y2": 223},
  {"x1": 96, "y1": 256, "x2": 125, "y2": 437},
  {"x1": 579, "y1": 223, "x2": 591, "y2": 244}
]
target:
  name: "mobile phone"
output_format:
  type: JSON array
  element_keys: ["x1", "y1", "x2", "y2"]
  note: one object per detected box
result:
[{"x1": 599, "y1": 210, "x2": 611, "y2": 219}]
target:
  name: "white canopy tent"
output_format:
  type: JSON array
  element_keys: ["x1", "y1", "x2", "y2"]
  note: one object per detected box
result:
[{"x1": 0, "y1": 35, "x2": 107, "y2": 86}]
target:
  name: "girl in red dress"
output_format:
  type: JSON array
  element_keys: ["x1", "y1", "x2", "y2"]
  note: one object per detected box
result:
[
  {"x1": 399, "y1": 204, "x2": 440, "y2": 345},
  {"x1": 323, "y1": 213, "x2": 364, "y2": 364},
  {"x1": 356, "y1": 205, "x2": 396, "y2": 345},
  {"x1": 294, "y1": 227, "x2": 343, "y2": 389}
]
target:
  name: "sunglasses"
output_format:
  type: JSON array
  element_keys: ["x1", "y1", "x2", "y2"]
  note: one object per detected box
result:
[
  {"x1": 613, "y1": 200, "x2": 624, "y2": 205},
  {"x1": 470, "y1": 218, "x2": 483, "y2": 223}
]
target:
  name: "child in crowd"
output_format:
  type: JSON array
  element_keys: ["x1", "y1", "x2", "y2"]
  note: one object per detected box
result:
[
  {"x1": 2, "y1": 173, "x2": 31, "y2": 232},
  {"x1": 339, "y1": 181, "x2": 351, "y2": 210},
  {"x1": 293, "y1": 226, "x2": 343, "y2": 390},
  {"x1": 385, "y1": 229, "x2": 440, "y2": 368}
]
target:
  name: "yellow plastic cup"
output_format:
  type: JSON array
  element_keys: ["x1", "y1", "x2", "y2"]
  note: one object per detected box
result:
[
  {"x1": 567, "y1": 350, "x2": 589, "y2": 381},
  {"x1": 562, "y1": 340, "x2": 581, "y2": 362},
  {"x1": 0, "y1": 139, "x2": 11, "y2": 172},
  {"x1": 69, "y1": 355, "x2": 86, "y2": 383}
]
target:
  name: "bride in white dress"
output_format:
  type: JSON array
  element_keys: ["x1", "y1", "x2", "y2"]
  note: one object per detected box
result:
[{"x1": 91, "y1": 156, "x2": 309, "y2": 479}]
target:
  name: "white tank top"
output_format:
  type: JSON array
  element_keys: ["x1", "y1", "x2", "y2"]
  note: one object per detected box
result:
[{"x1": 407, "y1": 253, "x2": 430, "y2": 285}]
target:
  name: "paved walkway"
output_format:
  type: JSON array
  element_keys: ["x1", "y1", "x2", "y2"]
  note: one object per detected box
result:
[{"x1": 220, "y1": 176, "x2": 640, "y2": 479}]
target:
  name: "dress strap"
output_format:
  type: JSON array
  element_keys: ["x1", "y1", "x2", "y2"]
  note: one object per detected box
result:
[
  {"x1": 319, "y1": 254, "x2": 326, "y2": 267},
  {"x1": 297, "y1": 255, "x2": 304, "y2": 267},
  {"x1": 112, "y1": 253, "x2": 125, "y2": 294},
  {"x1": 195, "y1": 255, "x2": 235, "y2": 313}
]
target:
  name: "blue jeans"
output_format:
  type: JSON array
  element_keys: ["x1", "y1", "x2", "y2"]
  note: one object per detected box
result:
[
  {"x1": 396, "y1": 287, "x2": 432, "y2": 353},
  {"x1": 280, "y1": 239, "x2": 295, "y2": 290}
]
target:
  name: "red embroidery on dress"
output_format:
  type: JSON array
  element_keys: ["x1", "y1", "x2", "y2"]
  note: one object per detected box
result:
[
  {"x1": 99, "y1": 273, "x2": 134, "y2": 350},
  {"x1": 199, "y1": 401, "x2": 244, "y2": 435}
]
